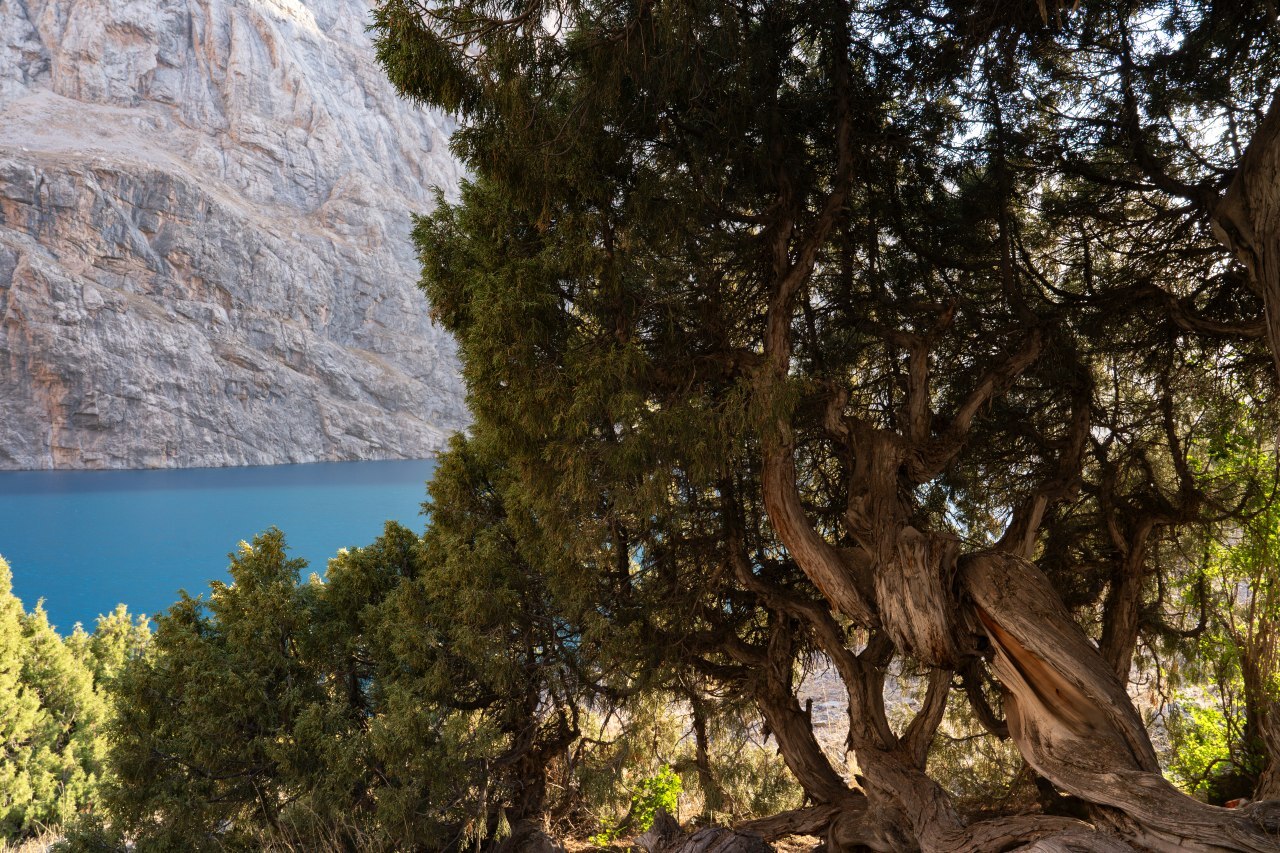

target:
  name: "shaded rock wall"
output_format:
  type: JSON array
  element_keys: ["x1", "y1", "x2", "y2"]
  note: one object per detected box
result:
[{"x1": 0, "y1": 0, "x2": 468, "y2": 468}]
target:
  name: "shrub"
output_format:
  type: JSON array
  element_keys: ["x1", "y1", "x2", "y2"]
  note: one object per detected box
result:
[{"x1": 0, "y1": 558, "x2": 146, "y2": 843}]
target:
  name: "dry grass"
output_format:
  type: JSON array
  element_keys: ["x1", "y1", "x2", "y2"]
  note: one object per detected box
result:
[
  {"x1": 0, "y1": 830, "x2": 62, "y2": 853},
  {"x1": 772, "y1": 835, "x2": 820, "y2": 853},
  {"x1": 561, "y1": 830, "x2": 819, "y2": 852}
]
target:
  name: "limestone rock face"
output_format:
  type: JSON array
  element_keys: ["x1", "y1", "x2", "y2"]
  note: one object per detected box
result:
[{"x1": 0, "y1": 0, "x2": 468, "y2": 469}]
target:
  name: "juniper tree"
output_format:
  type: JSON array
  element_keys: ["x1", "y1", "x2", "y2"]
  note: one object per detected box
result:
[
  {"x1": 366, "y1": 434, "x2": 589, "y2": 846},
  {"x1": 86, "y1": 463, "x2": 591, "y2": 852},
  {"x1": 0, "y1": 557, "x2": 46, "y2": 838},
  {"x1": 374, "y1": 0, "x2": 1280, "y2": 848},
  {"x1": 0, "y1": 559, "x2": 141, "y2": 842}
]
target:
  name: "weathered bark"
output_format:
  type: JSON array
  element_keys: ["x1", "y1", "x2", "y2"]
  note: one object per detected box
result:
[
  {"x1": 964, "y1": 550, "x2": 1280, "y2": 852},
  {"x1": 1211, "y1": 88, "x2": 1280, "y2": 382},
  {"x1": 1240, "y1": 643, "x2": 1280, "y2": 802},
  {"x1": 871, "y1": 523, "x2": 964, "y2": 668},
  {"x1": 826, "y1": 640, "x2": 966, "y2": 852},
  {"x1": 743, "y1": 476, "x2": 1280, "y2": 852},
  {"x1": 1098, "y1": 518, "x2": 1154, "y2": 682},
  {"x1": 1010, "y1": 829, "x2": 1136, "y2": 852},
  {"x1": 639, "y1": 810, "x2": 777, "y2": 853},
  {"x1": 1258, "y1": 729, "x2": 1280, "y2": 802},
  {"x1": 494, "y1": 819, "x2": 565, "y2": 853},
  {"x1": 823, "y1": 793, "x2": 1146, "y2": 852},
  {"x1": 937, "y1": 816, "x2": 1134, "y2": 853},
  {"x1": 825, "y1": 796, "x2": 922, "y2": 852},
  {"x1": 636, "y1": 809, "x2": 684, "y2": 853},
  {"x1": 659, "y1": 827, "x2": 774, "y2": 853},
  {"x1": 965, "y1": 552, "x2": 1158, "y2": 769},
  {"x1": 736, "y1": 803, "x2": 846, "y2": 840},
  {"x1": 847, "y1": 329, "x2": 1043, "y2": 671}
]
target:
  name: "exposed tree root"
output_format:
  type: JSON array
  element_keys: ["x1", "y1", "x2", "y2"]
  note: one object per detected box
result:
[
  {"x1": 736, "y1": 802, "x2": 849, "y2": 840},
  {"x1": 658, "y1": 827, "x2": 774, "y2": 853},
  {"x1": 1009, "y1": 829, "x2": 1137, "y2": 852}
]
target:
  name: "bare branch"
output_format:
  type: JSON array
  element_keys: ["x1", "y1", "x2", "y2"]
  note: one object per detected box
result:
[
  {"x1": 909, "y1": 329, "x2": 1045, "y2": 481},
  {"x1": 903, "y1": 667, "x2": 953, "y2": 766}
]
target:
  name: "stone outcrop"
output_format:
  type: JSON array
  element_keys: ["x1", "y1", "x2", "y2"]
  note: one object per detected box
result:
[{"x1": 0, "y1": 0, "x2": 469, "y2": 468}]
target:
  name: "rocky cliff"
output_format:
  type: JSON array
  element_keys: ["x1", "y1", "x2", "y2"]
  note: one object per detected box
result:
[{"x1": 0, "y1": 0, "x2": 468, "y2": 469}]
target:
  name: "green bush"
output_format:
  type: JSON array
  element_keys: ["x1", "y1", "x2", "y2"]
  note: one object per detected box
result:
[
  {"x1": 59, "y1": 527, "x2": 496, "y2": 852},
  {"x1": 0, "y1": 558, "x2": 148, "y2": 843},
  {"x1": 1165, "y1": 696, "x2": 1235, "y2": 801},
  {"x1": 588, "y1": 766, "x2": 681, "y2": 848}
]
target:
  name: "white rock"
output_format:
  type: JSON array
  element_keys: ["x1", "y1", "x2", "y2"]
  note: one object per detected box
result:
[
  {"x1": 82, "y1": 285, "x2": 104, "y2": 311},
  {"x1": 0, "y1": 0, "x2": 469, "y2": 469}
]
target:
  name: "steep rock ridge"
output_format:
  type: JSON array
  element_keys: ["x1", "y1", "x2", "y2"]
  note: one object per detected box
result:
[{"x1": 0, "y1": 0, "x2": 468, "y2": 468}]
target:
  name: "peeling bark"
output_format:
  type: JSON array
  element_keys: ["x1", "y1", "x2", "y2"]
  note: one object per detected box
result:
[
  {"x1": 874, "y1": 527, "x2": 963, "y2": 668},
  {"x1": 964, "y1": 550, "x2": 1280, "y2": 852},
  {"x1": 1259, "y1": 758, "x2": 1280, "y2": 804},
  {"x1": 964, "y1": 551, "x2": 1159, "y2": 772},
  {"x1": 937, "y1": 815, "x2": 1132, "y2": 853},
  {"x1": 1010, "y1": 830, "x2": 1136, "y2": 852},
  {"x1": 736, "y1": 803, "x2": 847, "y2": 840},
  {"x1": 1239, "y1": 646, "x2": 1280, "y2": 802},
  {"x1": 659, "y1": 827, "x2": 774, "y2": 853}
]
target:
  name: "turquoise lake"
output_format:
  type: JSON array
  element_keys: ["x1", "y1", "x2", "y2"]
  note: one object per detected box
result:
[{"x1": 0, "y1": 459, "x2": 436, "y2": 632}]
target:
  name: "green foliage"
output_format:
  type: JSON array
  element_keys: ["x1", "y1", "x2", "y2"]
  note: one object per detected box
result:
[
  {"x1": 573, "y1": 696, "x2": 687, "y2": 832},
  {"x1": 588, "y1": 766, "x2": 680, "y2": 848},
  {"x1": 90, "y1": 531, "x2": 324, "y2": 850},
  {"x1": 1165, "y1": 697, "x2": 1234, "y2": 800},
  {"x1": 699, "y1": 711, "x2": 802, "y2": 823},
  {"x1": 629, "y1": 766, "x2": 682, "y2": 832},
  {"x1": 53, "y1": 494, "x2": 800, "y2": 850},
  {"x1": 0, "y1": 556, "x2": 45, "y2": 838},
  {"x1": 572, "y1": 693, "x2": 800, "y2": 843},
  {"x1": 64, "y1": 438, "x2": 595, "y2": 852},
  {"x1": 72, "y1": 527, "x2": 486, "y2": 851},
  {"x1": 0, "y1": 557, "x2": 148, "y2": 843},
  {"x1": 1153, "y1": 421, "x2": 1280, "y2": 802}
]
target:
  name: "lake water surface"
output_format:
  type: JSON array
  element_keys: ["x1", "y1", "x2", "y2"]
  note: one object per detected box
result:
[{"x1": 0, "y1": 459, "x2": 436, "y2": 632}]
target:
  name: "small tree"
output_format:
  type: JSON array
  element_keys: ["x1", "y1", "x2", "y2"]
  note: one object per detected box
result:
[
  {"x1": 0, "y1": 558, "x2": 139, "y2": 842},
  {"x1": 1156, "y1": 425, "x2": 1280, "y2": 803},
  {"x1": 80, "y1": 456, "x2": 594, "y2": 852},
  {"x1": 0, "y1": 556, "x2": 46, "y2": 838},
  {"x1": 97, "y1": 531, "x2": 326, "y2": 850}
]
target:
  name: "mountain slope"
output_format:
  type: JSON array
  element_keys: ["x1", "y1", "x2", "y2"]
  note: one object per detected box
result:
[{"x1": 0, "y1": 0, "x2": 468, "y2": 468}]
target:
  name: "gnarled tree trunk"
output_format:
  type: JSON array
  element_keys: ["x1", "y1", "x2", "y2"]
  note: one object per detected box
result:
[
  {"x1": 756, "y1": 360, "x2": 1280, "y2": 849},
  {"x1": 1212, "y1": 89, "x2": 1280, "y2": 384},
  {"x1": 963, "y1": 551, "x2": 1280, "y2": 852}
]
